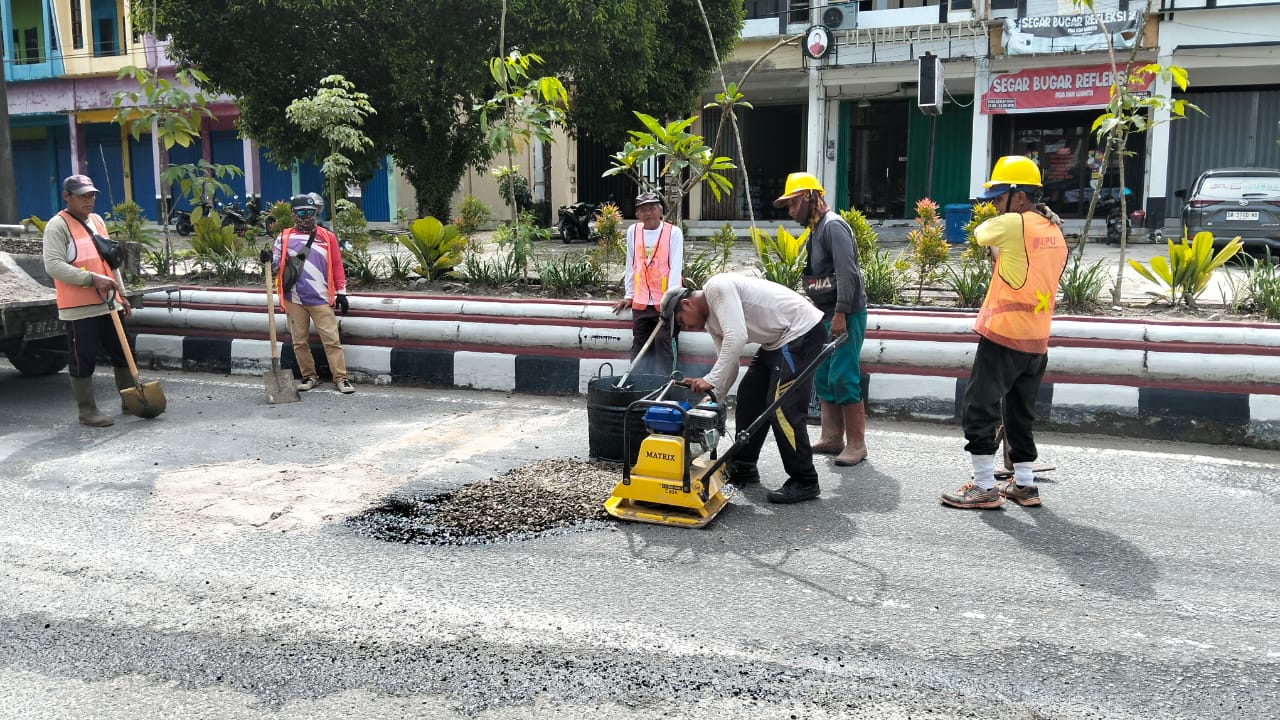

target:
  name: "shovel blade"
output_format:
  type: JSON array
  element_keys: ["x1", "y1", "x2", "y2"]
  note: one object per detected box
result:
[
  {"x1": 264, "y1": 370, "x2": 301, "y2": 404},
  {"x1": 120, "y1": 381, "x2": 166, "y2": 418}
]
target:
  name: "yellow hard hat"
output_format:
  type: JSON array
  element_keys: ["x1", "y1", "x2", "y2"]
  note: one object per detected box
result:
[
  {"x1": 773, "y1": 171, "x2": 825, "y2": 206},
  {"x1": 983, "y1": 155, "x2": 1042, "y2": 189}
]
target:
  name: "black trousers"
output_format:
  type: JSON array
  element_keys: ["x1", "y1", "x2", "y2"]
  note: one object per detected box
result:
[
  {"x1": 630, "y1": 305, "x2": 675, "y2": 377},
  {"x1": 732, "y1": 322, "x2": 827, "y2": 485},
  {"x1": 961, "y1": 336, "x2": 1048, "y2": 463},
  {"x1": 65, "y1": 314, "x2": 128, "y2": 378}
]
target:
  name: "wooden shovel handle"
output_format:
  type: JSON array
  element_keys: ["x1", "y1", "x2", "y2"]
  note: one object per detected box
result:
[
  {"x1": 264, "y1": 262, "x2": 281, "y2": 362},
  {"x1": 108, "y1": 307, "x2": 141, "y2": 383}
]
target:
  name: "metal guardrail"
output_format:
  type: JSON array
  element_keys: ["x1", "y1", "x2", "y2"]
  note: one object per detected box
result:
[{"x1": 0, "y1": 224, "x2": 27, "y2": 238}]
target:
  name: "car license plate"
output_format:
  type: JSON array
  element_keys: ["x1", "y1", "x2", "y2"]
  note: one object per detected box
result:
[
  {"x1": 1225, "y1": 211, "x2": 1259, "y2": 221},
  {"x1": 22, "y1": 318, "x2": 65, "y2": 341}
]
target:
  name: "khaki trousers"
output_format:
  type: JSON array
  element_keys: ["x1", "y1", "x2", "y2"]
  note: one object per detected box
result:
[{"x1": 284, "y1": 303, "x2": 348, "y2": 383}]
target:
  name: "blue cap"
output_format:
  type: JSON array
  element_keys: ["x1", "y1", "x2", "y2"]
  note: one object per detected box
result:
[{"x1": 977, "y1": 184, "x2": 1013, "y2": 200}]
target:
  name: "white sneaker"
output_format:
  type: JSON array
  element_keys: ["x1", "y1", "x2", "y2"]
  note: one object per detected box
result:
[
  {"x1": 297, "y1": 377, "x2": 318, "y2": 391},
  {"x1": 336, "y1": 379, "x2": 355, "y2": 394}
]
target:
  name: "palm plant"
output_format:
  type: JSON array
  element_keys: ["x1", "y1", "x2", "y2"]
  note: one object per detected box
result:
[
  {"x1": 1127, "y1": 231, "x2": 1243, "y2": 308},
  {"x1": 751, "y1": 226, "x2": 807, "y2": 290},
  {"x1": 398, "y1": 217, "x2": 467, "y2": 281}
]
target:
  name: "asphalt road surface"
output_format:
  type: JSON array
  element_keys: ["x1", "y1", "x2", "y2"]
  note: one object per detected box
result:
[{"x1": 2, "y1": 364, "x2": 1277, "y2": 719}]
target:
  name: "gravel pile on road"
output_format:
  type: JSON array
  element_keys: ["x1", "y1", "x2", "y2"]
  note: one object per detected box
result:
[{"x1": 347, "y1": 458, "x2": 621, "y2": 545}]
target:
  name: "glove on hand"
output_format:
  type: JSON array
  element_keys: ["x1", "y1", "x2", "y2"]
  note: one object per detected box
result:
[
  {"x1": 335, "y1": 293, "x2": 349, "y2": 315},
  {"x1": 259, "y1": 249, "x2": 272, "y2": 264}
]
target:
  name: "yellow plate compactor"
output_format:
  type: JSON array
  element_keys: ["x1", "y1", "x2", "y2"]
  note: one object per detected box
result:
[
  {"x1": 605, "y1": 335, "x2": 846, "y2": 529},
  {"x1": 603, "y1": 384, "x2": 730, "y2": 529}
]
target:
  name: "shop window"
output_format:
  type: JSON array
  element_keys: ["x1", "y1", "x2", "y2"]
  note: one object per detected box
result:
[
  {"x1": 745, "y1": 0, "x2": 781, "y2": 20},
  {"x1": 788, "y1": 0, "x2": 810, "y2": 24},
  {"x1": 19, "y1": 27, "x2": 40, "y2": 63},
  {"x1": 70, "y1": 0, "x2": 84, "y2": 50},
  {"x1": 90, "y1": 0, "x2": 121, "y2": 56}
]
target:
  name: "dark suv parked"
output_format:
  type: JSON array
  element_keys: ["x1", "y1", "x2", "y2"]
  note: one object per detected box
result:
[{"x1": 1177, "y1": 167, "x2": 1280, "y2": 252}]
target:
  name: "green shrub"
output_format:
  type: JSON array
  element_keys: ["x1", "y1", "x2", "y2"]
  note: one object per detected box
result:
[
  {"x1": 334, "y1": 199, "x2": 370, "y2": 252},
  {"x1": 1058, "y1": 257, "x2": 1110, "y2": 313},
  {"x1": 538, "y1": 252, "x2": 602, "y2": 297},
  {"x1": 455, "y1": 195, "x2": 492, "y2": 238},
  {"x1": 187, "y1": 207, "x2": 246, "y2": 282},
  {"x1": 494, "y1": 167, "x2": 533, "y2": 213},
  {"x1": 1127, "y1": 231, "x2": 1243, "y2": 308},
  {"x1": 840, "y1": 207, "x2": 879, "y2": 262},
  {"x1": 588, "y1": 203, "x2": 625, "y2": 280},
  {"x1": 398, "y1": 216, "x2": 467, "y2": 281},
  {"x1": 384, "y1": 248, "x2": 414, "y2": 284},
  {"x1": 683, "y1": 222, "x2": 736, "y2": 290},
  {"x1": 141, "y1": 247, "x2": 176, "y2": 278},
  {"x1": 862, "y1": 247, "x2": 902, "y2": 305},
  {"x1": 463, "y1": 250, "x2": 522, "y2": 287},
  {"x1": 265, "y1": 200, "x2": 293, "y2": 237},
  {"x1": 751, "y1": 225, "x2": 807, "y2": 290},
  {"x1": 494, "y1": 211, "x2": 547, "y2": 282},
  {"x1": 106, "y1": 200, "x2": 156, "y2": 247},
  {"x1": 906, "y1": 198, "x2": 949, "y2": 304},
  {"x1": 942, "y1": 256, "x2": 991, "y2": 308},
  {"x1": 342, "y1": 247, "x2": 383, "y2": 285},
  {"x1": 1224, "y1": 249, "x2": 1280, "y2": 320}
]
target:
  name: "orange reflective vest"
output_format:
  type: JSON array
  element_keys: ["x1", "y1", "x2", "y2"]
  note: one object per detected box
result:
[
  {"x1": 630, "y1": 222, "x2": 673, "y2": 309},
  {"x1": 973, "y1": 211, "x2": 1068, "y2": 354},
  {"x1": 274, "y1": 225, "x2": 341, "y2": 310},
  {"x1": 53, "y1": 211, "x2": 112, "y2": 310}
]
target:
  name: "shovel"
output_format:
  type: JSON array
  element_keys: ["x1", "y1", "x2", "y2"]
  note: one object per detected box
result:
[
  {"x1": 615, "y1": 319, "x2": 667, "y2": 389},
  {"x1": 107, "y1": 302, "x2": 166, "y2": 418},
  {"x1": 262, "y1": 262, "x2": 300, "y2": 404}
]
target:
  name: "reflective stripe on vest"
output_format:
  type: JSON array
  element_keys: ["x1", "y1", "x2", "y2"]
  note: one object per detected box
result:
[
  {"x1": 973, "y1": 211, "x2": 1068, "y2": 354},
  {"x1": 631, "y1": 222, "x2": 672, "y2": 309},
  {"x1": 54, "y1": 211, "x2": 112, "y2": 310}
]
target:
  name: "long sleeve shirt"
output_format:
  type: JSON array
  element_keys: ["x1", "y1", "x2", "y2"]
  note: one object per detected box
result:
[
  {"x1": 622, "y1": 223, "x2": 684, "y2": 302},
  {"x1": 701, "y1": 274, "x2": 824, "y2": 398}
]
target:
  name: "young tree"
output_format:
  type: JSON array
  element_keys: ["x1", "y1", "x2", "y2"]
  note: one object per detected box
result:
[
  {"x1": 604, "y1": 112, "x2": 736, "y2": 225},
  {"x1": 284, "y1": 75, "x2": 376, "y2": 215},
  {"x1": 112, "y1": 66, "x2": 242, "y2": 273},
  {"x1": 476, "y1": 51, "x2": 568, "y2": 223},
  {"x1": 1070, "y1": 0, "x2": 1201, "y2": 304}
]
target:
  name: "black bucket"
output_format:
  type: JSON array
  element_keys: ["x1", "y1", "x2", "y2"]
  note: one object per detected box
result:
[{"x1": 587, "y1": 368, "x2": 695, "y2": 464}]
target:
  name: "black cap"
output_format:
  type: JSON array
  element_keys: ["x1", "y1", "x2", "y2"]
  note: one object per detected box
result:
[
  {"x1": 290, "y1": 194, "x2": 319, "y2": 211},
  {"x1": 635, "y1": 191, "x2": 664, "y2": 208},
  {"x1": 63, "y1": 174, "x2": 100, "y2": 196},
  {"x1": 659, "y1": 287, "x2": 692, "y2": 336}
]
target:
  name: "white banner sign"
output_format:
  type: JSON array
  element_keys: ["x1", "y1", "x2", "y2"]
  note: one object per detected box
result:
[{"x1": 1003, "y1": 11, "x2": 1143, "y2": 55}]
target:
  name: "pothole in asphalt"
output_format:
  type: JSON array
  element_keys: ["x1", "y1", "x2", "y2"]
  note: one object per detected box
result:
[{"x1": 347, "y1": 458, "x2": 622, "y2": 545}]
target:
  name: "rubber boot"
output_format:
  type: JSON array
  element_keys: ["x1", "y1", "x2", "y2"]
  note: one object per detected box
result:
[
  {"x1": 71, "y1": 376, "x2": 113, "y2": 427},
  {"x1": 833, "y1": 401, "x2": 868, "y2": 466},
  {"x1": 113, "y1": 366, "x2": 135, "y2": 412},
  {"x1": 810, "y1": 400, "x2": 844, "y2": 454}
]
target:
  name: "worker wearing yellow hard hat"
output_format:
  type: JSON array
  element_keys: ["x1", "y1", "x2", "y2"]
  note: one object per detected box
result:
[
  {"x1": 774, "y1": 170, "x2": 870, "y2": 469},
  {"x1": 941, "y1": 155, "x2": 1068, "y2": 510}
]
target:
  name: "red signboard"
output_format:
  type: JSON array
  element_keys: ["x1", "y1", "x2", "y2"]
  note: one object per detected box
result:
[{"x1": 982, "y1": 64, "x2": 1154, "y2": 115}]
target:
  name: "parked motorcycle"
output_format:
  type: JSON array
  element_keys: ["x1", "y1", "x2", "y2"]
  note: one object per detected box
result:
[
  {"x1": 1098, "y1": 188, "x2": 1133, "y2": 245},
  {"x1": 1097, "y1": 190, "x2": 1166, "y2": 245},
  {"x1": 166, "y1": 197, "x2": 215, "y2": 237},
  {"x1": 217, "y1": 195, "x2": 264, "y2": 237},
  {"x1": 557, "y1": 201, "x2": 600, "y2": 244}
]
